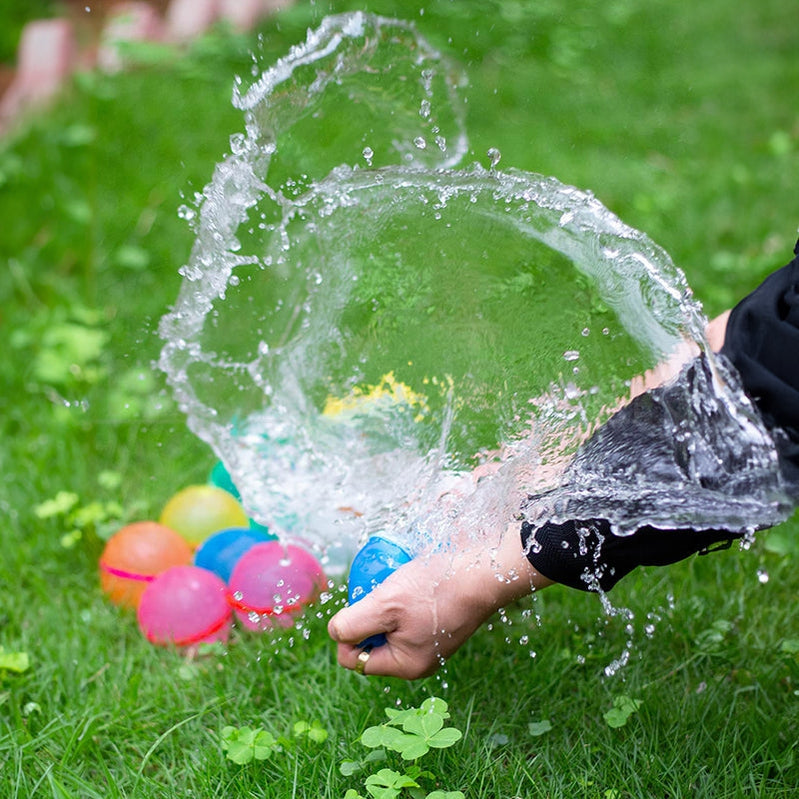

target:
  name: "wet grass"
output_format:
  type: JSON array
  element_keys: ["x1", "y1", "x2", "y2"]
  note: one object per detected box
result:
[{"x1": 2, "y1": 0, "x2": 799, "y2": 796}]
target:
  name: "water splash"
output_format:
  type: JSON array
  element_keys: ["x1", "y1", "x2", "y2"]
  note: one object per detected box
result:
[
  {"x1": 523, "y1": 353, "x2": 791, "y2": 537},
  {"x1": 158, "y1": 12, "x2": 790, "y2": 570}
]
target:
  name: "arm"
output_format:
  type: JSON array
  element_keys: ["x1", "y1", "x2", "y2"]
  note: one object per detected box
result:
[
  {"x1": 329, "y1": 241, "x2": 799, "y2": 676},
  {"x1": 328, "y1": 312, "x2": 735, "y2": 674},
  {"x1": 526, "y1": 245, "x2": 799, "y2": 592}
]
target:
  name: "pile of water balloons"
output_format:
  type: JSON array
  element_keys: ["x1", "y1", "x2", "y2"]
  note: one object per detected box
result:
[{"x1": 98, "y1": 462, "x2": 327, "y2": 648}]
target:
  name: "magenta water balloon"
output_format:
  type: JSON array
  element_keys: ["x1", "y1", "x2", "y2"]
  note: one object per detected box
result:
[
  {"x1": 228, "y1": 542, "x2": 326, "y2": 631},
  {"x1": 137, "y1": 565, "x2": 232, "y2": 647}
]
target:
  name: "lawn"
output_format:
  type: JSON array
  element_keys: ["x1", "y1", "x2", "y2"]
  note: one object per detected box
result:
[{"x1": 1, "y1": 0, "x2": 799, "y2": 797}]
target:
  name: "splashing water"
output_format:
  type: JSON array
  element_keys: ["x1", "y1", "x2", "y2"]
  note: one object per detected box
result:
[{"x1": 158, "y1": 12, "x2": 791, "y2": 571}]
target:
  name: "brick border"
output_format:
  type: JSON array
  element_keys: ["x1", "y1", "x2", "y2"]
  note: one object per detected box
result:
[{"x1": 0, "y1": 0, "x2": 293, "y2": 135}]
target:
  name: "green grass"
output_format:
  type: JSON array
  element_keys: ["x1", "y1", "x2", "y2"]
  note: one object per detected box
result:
[{"x1": 2, "y1": 0, "x2": 799, "y2": 796}]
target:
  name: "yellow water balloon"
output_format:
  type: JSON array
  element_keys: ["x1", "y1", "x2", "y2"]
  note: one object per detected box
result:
[{"x1": 160, "y1": 484, "x2": 249, "y2": 547}]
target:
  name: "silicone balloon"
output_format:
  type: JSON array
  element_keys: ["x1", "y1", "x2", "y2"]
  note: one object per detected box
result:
[
  {"x1": 209, "y1": 462, "x2": 273, "y2": 538},
  {"x1": 194, "y1": 526, "x2": 271, "y2": 583},
  {"x1": 228, "y1": 542, "x2": 326, "y2": 631},
  {"x1": 137, "y1": 565, "x2": 231, "y2": 647},
  {"x1": 159, "y1": 484, "x2": 249, "y2": 547},
  {"x1": 99, "y1": 521, "x2": 193, "y2": 609},
  {"x1": 347, "y1": 535, "x2": 412, "y2": 648},
  {"x1": 209, "y1": 460, "x2": 241, "y2": 500}
]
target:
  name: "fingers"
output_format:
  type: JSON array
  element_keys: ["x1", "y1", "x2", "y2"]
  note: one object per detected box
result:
[
  {"x1": 327, "y1": 581, "x2": 441, "y2": 680},
  {"x1": 327, "y1": 591, "x2": 392, "y2": 647},
  {"x1": 333, "y1": 639, "x2": 439, "y2": 680}
]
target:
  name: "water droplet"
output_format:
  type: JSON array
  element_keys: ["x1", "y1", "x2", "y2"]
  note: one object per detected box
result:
[
  {"x1": 413, "y1": 136, "x2": 427, "y2": 150},
  {"x1": 230, "y1": 132, "x2": 247, "y2": 156},
  {"x1": 559, "y1": 210, "x2": 575, "y2": 227},
  {"x1": 563, "y1": 350, "x2": 580, "y2": 362},
  {"x1": 177, "y1": 204, "x2": 196, "y2": 222},
  {"x1": 603, "y1": 648, "x2": 630, "y2": 677},
  {"x1": 362, "y1": 146, "x2": 374, "y2": 165},
  {"x1": 487, "y1": 147, "x2": 501, "y2": 169},
  {"x1": 581, "y1": 327, "x2": 590, "y2": 337}
]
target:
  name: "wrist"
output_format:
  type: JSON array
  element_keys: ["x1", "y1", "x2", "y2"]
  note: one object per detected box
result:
[{"x1": 455, "y1": 523, "x2": 551, "y2": 617}]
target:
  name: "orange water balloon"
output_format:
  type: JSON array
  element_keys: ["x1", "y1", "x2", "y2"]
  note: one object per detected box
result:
[{"x1": 99, "y1": 521, "x2": 193, "y2": 609}]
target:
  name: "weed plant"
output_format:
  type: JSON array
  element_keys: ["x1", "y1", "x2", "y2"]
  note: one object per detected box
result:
[{"x1": 2, "y1": 1, "x2": 799, "y2": 797}]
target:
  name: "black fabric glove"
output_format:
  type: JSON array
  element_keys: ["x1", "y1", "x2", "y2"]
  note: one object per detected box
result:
[{"x1": 522, "y1": 241, "x2": 799, "y2": 592}]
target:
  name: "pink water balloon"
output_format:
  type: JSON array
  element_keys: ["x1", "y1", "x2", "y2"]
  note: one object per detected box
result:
[
  {"x1": 228, "y1": 542, "x2": 326, "y2": 631},
  {"x1": 138, "y1": 565, "x2": 232, "y2": 647}
]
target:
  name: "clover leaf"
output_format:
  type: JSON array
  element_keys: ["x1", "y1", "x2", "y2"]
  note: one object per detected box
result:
[
  {"x1": 364, "y1": 768, "x2": 419, "y2": 799},
  {"x1": 293, "y1": 719, "x2": 329, "y2": 744},
  {"x1": 362, "y1": 698, "x2": 462, "y2": 760},
  {"x1": 603, "y1": 695, "x2": 642, "y2": 729},
  {"x1": 340, "y1": 749, "x2": 388, "y2": 777},
  {"x1": 220, "y1": 726, "x2": 277, "y2": 764},
  {"x1": 345, "y1": 697, "x2": 465, "y2": 797},
  {"x1": 0, "y1": 648, "x2": 30, "y2": 674},
  {"x1": 528, "y1": 720, "x2": 553, "y2": 737}
]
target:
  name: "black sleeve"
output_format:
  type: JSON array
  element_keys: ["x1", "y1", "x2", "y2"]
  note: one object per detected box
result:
[
  {"x1": 720, "y1": 242, "x2": 799, "y2": 483},
  {"x1": 522, "y1": 241, "x2": 799, "y2": 592},
  {"x1": 522, "y1": 518, "x2": 736, "y2": 592}
]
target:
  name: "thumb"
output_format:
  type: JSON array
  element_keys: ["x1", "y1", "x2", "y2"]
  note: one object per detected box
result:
[{"x1": 327, "y1": 592, "x2": 390, "y2": 645}]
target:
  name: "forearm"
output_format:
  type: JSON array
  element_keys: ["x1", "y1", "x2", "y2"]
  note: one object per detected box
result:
[
  {"x1": 522, "y1": 243, "x2": 799, "y2": 593},
  {"x1": 480, "y1": 522, "x2": 554, "y2": 606}
]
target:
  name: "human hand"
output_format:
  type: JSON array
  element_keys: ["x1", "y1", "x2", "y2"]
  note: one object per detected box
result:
[{"x1": 327, "y1": 525, "x2": 552, "y2": 679}]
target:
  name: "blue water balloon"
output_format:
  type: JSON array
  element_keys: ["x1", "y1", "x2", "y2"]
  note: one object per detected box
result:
[
  {"x1": 348, "y1": 535, "x2": 412, "y2": 648},
  {"x1": 194, "y1": 527, "x2": 272, "y2": 583}
]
